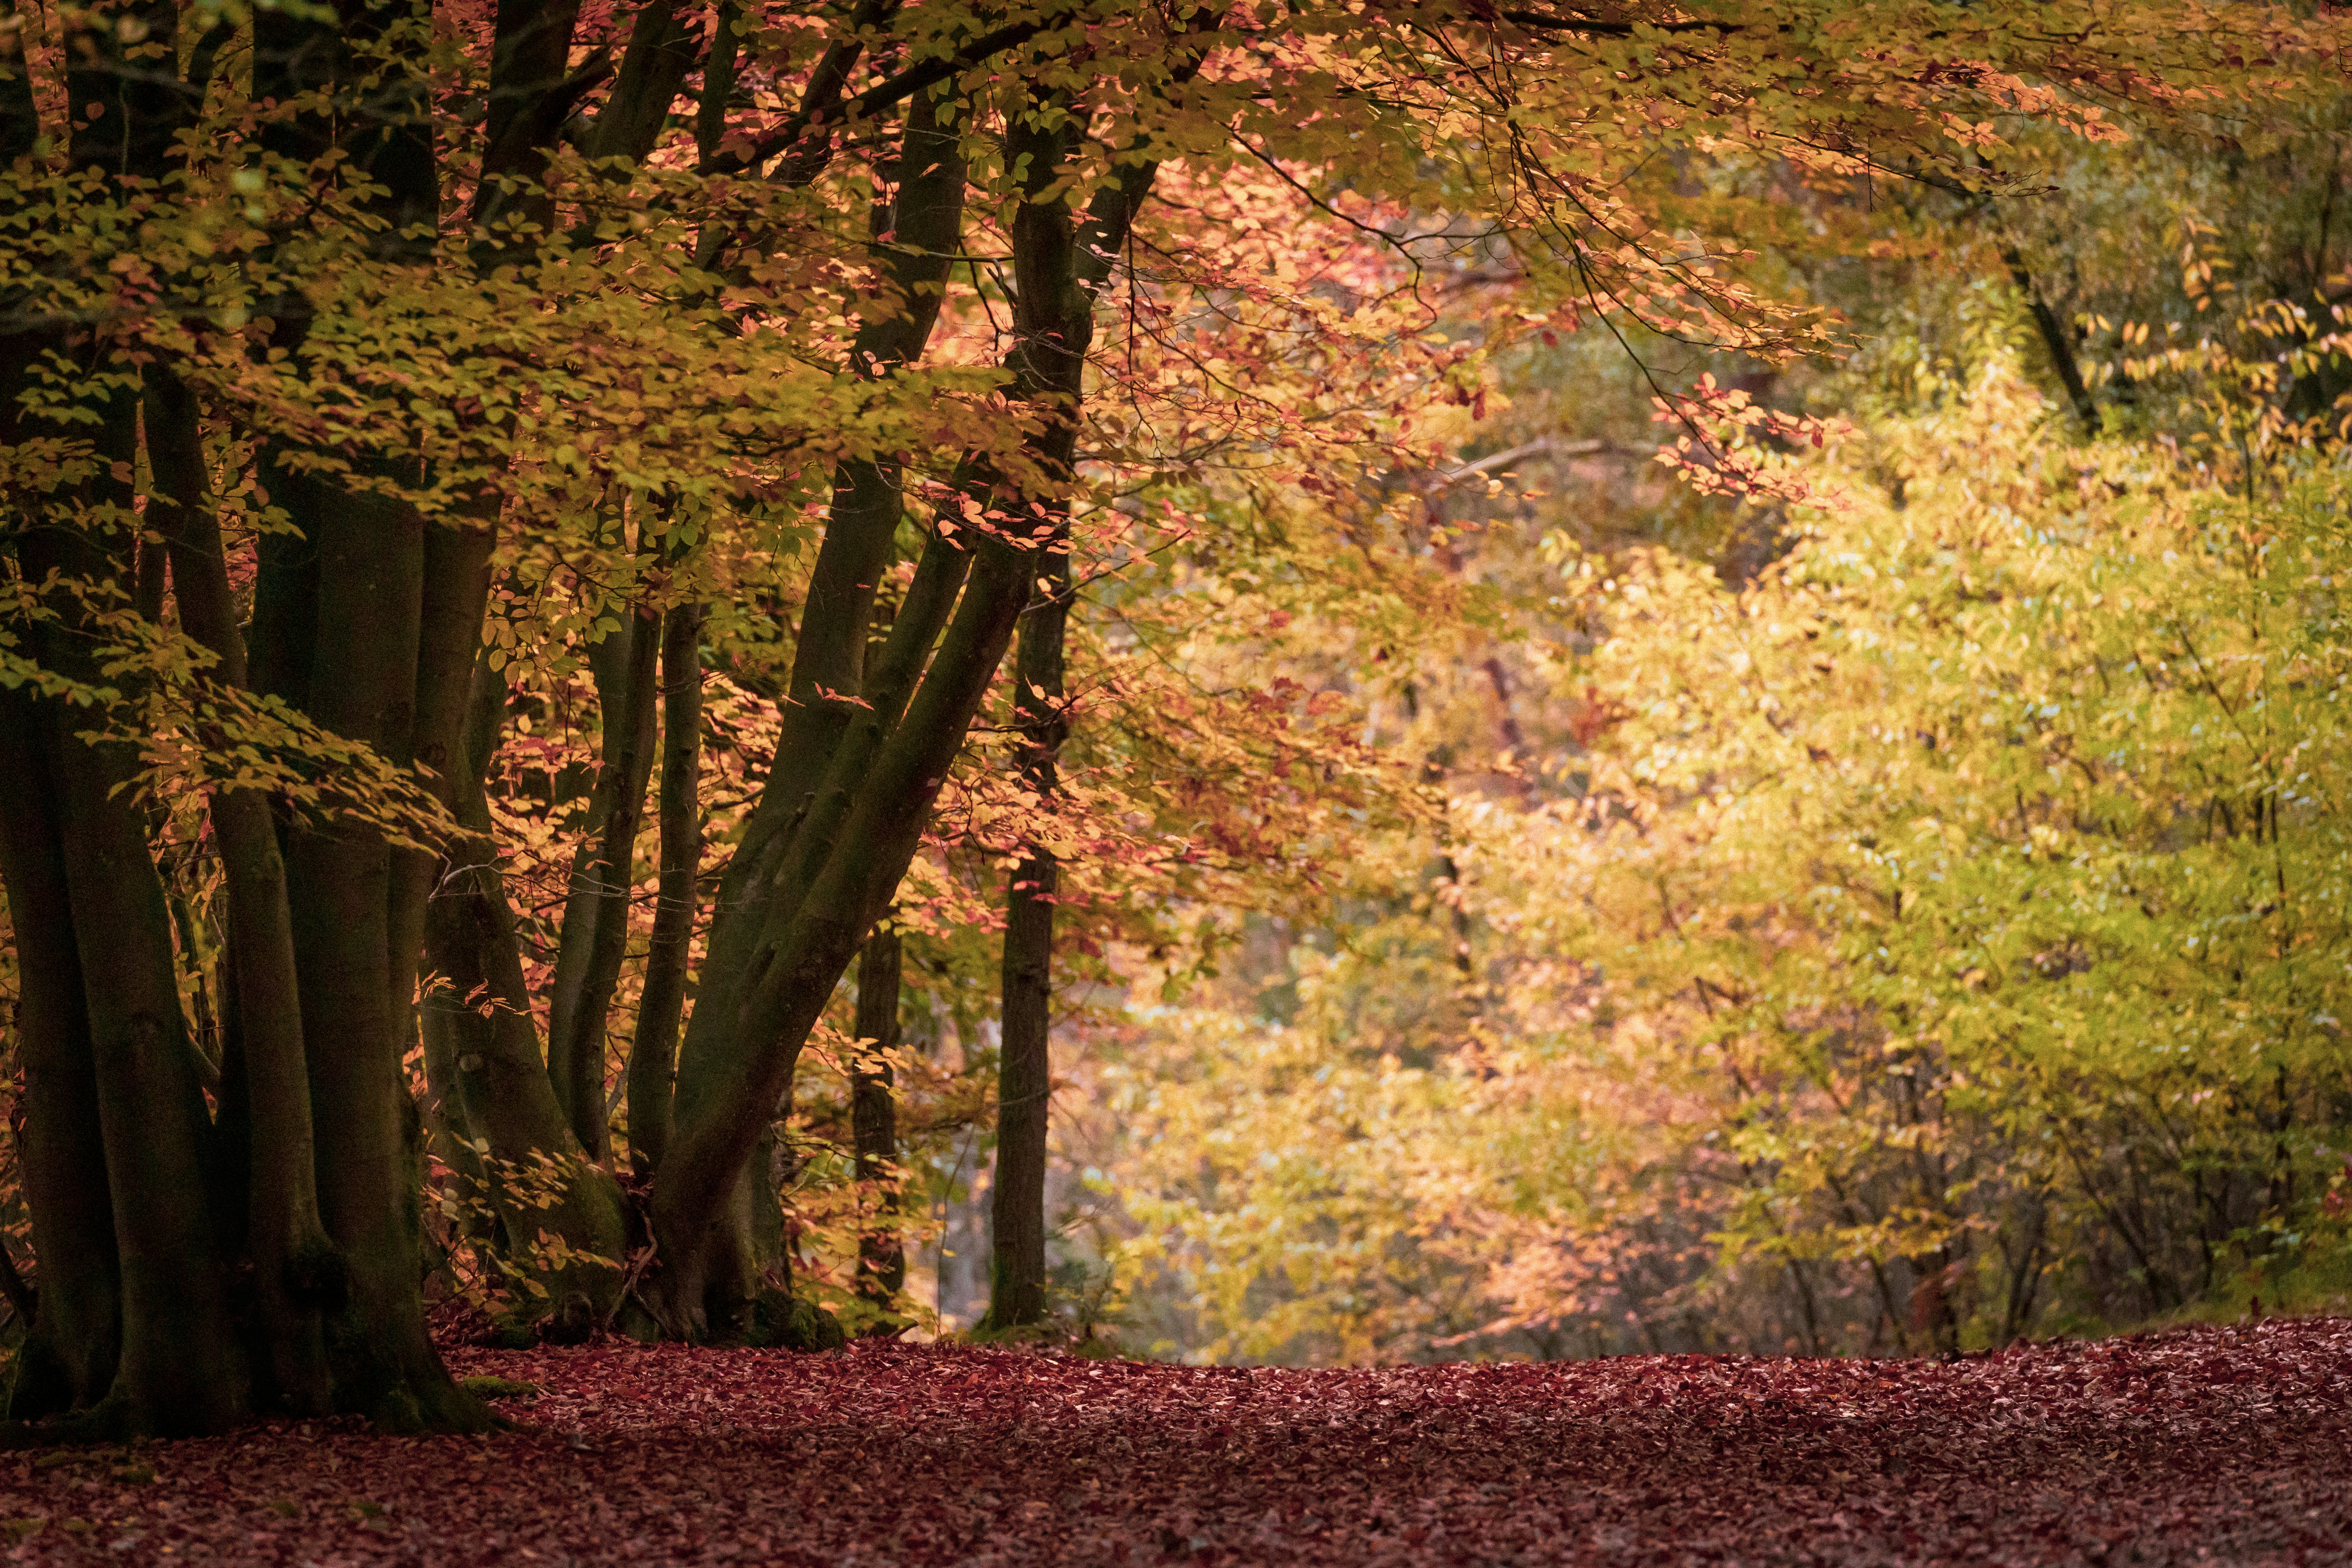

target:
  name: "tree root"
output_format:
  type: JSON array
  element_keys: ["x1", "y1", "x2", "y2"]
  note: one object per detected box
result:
[{"x1": 0, "y1": 1397, "x2": 135, "y2": 1450}]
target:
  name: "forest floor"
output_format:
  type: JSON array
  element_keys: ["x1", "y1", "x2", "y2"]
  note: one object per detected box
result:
[{"x1": 0, "y1": 1318, "x2": 2343, "y2": 1565}]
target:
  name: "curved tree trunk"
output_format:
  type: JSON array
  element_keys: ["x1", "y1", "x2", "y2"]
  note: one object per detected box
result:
[
  {"x1": 640, "y1": 52, "x2": 1195, "y2": 1332},
  {"x1": 643, "y1": 84, "x2": 974, "y2": 1334},
  {"x1": 423, "y1": 659, "x2": 634, "y2": 1324}
]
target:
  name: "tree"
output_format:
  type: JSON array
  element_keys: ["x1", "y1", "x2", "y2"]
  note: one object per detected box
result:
[{"x1": 0, "y1": 0, "x2": 2331, "y2": 1434}]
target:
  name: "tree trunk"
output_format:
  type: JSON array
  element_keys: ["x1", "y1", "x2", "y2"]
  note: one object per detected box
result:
[
  {"x1": 547, "y1": 589, "x2": 662, "y2": 1163},
  {"x1": 404, "y1": 0, "x2": 721, "y2": 1332},
  {"x1": 148, "y1": 366, "x2": 338, "y2": 1416},
  {"x1": 639, "y1": 47, "x2": 1198, "y2": 1330},
  {"x1": 2000, "y1": 243, "x2": 2100, "y2": 437},
  {"x1": 237, "y1": 0, "x2": 493, "y2": 1429},
  {"x1": 987, "y1": 580, "x2": 1069, "y2": 1328},
  {"x1": 0, "y1": 690, "x2": 124, "y2": 1422},
  {"x1": 978, "y1": 74, "x2": 1176, "y2": 1331},
  {"x1": 47, "y1": 695, "x2": 248, "y2": 1434},
  {"x1": 422, "y1": 658, "x2": 634, "y2": 1320},
  {"x1": 629, "y1": 601, "x2": 705, "y2": 1177},
  {"x1": 5, "y1": 0, "x2": 252, "y2": 1410},
  {"x1": 280, "y1": 473, "x2": 472, "y2": 1429},
  {"x1": 989, "y1": 845, "x2": 1057, "y2": 1328},
  {"x1": 0, "y1": 17, "x2": 122, "y2": 1424},
  {"x1": 642, "y1": 85, "x2": 975, "y2": 1333},
  {"x1": 852, "y1": 926, "x2": 906, "y2": 1315}
]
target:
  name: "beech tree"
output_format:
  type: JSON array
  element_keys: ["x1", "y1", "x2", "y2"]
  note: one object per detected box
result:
[{"x1": 0, "y1": 0, "x2": 2325, "y2": 1437}]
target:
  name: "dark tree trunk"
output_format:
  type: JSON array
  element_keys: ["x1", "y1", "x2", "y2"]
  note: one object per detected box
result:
[
  {"x1": 9, "y1": 425, "x2": 248, "y2": 1432},
  {"x1": 643, "y1": 35, "x2": 1198, "y2": 1332},
  {"x1": 0, "y1": 20, "x2": 122, "y2": 1424},
  {"x1": 629, "y1": 602, "x2": 706, "y2": 1177},
  {"x1": 422, "y1": 659, "x2": 633, "y2": 1316},
  {"x1": 226, "y1": 0, "x2": 493, "y2": 1429},
  {"x1": 644, "y1": 82, "x2": 979, "y2": 1333},
  {"x1": 973, "y1": 56, "x2": 1204, "y2": 1331},
  {"x1": 981, "y1": 90, "x2": 1095, "y2": 1333},
  {"x1": 989, "y1": 840, "x2": 1057, "y2": 1328},
  {"x1": 279, "y1": 472, "x2": 463, "y2": 1428},
  {"x1": 148, "y1": 366, "x2": 338, "y2": 1416},
  {"x1": 252, "y1": 3, "x2": 470, "y2": 1398},
  {"x1": 2000, "y1": 244, "x2": 2100, "y2": 437},
  {"x1": 0, "y1": 690, "x2": 123, "y2": 1422},
  {"x1": 988, "y1": 611, "x2": 1069, "y2": 1327},
  {"x1": 0, "y1": 2, "x2": 255, "y2": 1434},
  {"x1": 407, "y1": 0, "x2": 720, "y2": 1326},
  {"x1": 0, "y1": 12, "x2": 123, "y2": 1429},
  {"x1": 48, "y1": 692, "x2": 248, "y2": 1433},
  {"x1": 547, "y1": 588, "x2": 663, "y2": 1163},
  {"x1": 852, "y1": 926, "x2": 906, "y2": 1314}
]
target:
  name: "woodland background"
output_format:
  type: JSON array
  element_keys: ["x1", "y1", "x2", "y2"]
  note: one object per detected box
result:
[
  {"x1": 939, "y1": 119, "x2": 2352, "y2": 1361},
  {"x1": 837, "y1": 35, "x2": 2352, "y2": 1361},
  {"x1": 0, "y1": 0, "x2": 2346, "y2": 1416}
]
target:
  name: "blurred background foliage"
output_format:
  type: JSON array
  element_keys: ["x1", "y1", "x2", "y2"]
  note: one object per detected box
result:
[{"x1": 1047, "y1": 96, "x2": 2352, "y2": 1362}]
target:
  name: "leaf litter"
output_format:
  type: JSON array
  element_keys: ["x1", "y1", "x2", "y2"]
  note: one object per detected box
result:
[{"x1": 0, "y1": 1318, "x2": 2343, "y2": 1564}]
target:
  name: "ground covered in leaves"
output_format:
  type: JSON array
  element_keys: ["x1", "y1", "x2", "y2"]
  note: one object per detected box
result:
[{"x1": 0, "y1": 1319, "x2": 2344, "y2": 1564}]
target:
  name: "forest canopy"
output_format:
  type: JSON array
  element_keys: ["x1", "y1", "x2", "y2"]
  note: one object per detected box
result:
[{"x1": 0, "y1": 0, "x2": 2347, "y2": 1436}]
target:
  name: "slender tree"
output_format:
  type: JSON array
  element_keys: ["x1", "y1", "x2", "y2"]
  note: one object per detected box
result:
[
  {"x1": 852, "y1": 925, "x2": 907, "y2": 1316},
  {"x1": 980, "y1": 95, "x2": 1099, "y2": 1334}
]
